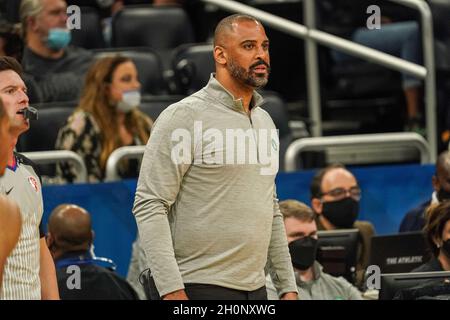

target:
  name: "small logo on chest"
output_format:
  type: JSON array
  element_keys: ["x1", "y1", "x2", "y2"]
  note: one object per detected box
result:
[{"x1": 28, "y1": 176, "x2": 39, "y2": 193}]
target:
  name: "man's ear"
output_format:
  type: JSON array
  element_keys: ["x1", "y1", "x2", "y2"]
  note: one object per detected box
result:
[
  {"x1": 28, "y1": 16, "x2": 39, "y2": 33},
  {"x1": 46, "y1": 232, "x2": 53, "y2": 248},
  {"x1": 311, "y1": 198, "x2": 322, "y2": 215},
  {"x1": 214, "y1": 45, "x2": 227, "y2": 66}
]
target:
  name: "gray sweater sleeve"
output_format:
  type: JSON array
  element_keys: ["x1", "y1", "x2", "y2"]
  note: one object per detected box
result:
[
  {"x1": 133, "y1": 105, "x2": 193, "y2": 297},
  {"x1": 266, "y1": 186, "x2": 299, "y2": 297}
]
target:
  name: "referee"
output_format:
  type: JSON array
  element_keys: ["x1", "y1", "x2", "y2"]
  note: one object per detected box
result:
[
  {"x1": 0, "y1": 56, "x2": 59, "y2": 300},
  {"x1": 0, "y1": 95, "x2": 21, "y2": 289}
]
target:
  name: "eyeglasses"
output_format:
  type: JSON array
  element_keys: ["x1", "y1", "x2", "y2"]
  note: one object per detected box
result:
[{"x1": 320, "y1": 186, "x2": 362, "y2": 201}]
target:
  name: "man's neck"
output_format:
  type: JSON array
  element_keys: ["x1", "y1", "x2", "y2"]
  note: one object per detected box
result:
[
  {"x1": 297, "y1": 267, "x2": 314, "y2": 282},
  {"x1": 215, "y1": 72, "x2": 254, "y2": 114},
  {"x1": 27, "y1": 37, "x2": 65, "y2": 60},
  {"x1": 54, "y1": 248, "x2": 90, "y2": 261},
  {"x1": 7, "y1": 137, "x2": 18, "y2": 167}
]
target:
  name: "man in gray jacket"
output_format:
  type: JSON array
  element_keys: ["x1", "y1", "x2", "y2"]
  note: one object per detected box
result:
[{"x1": 133, "y1": 14, "x2": 298, "y2": 300}]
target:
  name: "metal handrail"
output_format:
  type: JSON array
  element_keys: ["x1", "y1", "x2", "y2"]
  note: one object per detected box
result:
[
  {"x1": 22, "y1": 150, "x2": 88, "y2": 183},
  {"x1": 284, "y1": 132, "x2": 431, "y2": 172},
  {"x1": 201, "y1": 0, "x2": 436, "y2": 163},
  {"x1": 105, "y1": 146, "x2": 146, "y2": 182}
]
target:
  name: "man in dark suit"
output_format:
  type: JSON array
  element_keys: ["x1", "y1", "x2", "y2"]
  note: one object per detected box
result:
[
  {"x1": 399, "y1": 151, "x2": 450, "y2": 232},
  {"x1": 47, "y1": 204, "x2": 138, "y2": 300}
]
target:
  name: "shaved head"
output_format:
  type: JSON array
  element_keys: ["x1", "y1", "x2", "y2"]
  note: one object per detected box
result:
[
  {"x1": 214, "y1": 14, "x2": 262, "y2": 47},
  {"x1": 437, "y1": 151, "x2": 450, "y2": 174},
  {"x1": 48, "y1": 204, "x2": 93, "y2": 254},
  {"x1": 432, "y1": 151, "x2": 450, "y2": 202}
]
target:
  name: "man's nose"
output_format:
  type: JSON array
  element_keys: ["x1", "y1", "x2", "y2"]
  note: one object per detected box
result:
[
  {"x1": 18, "y1": 89, "x2": 29, "y2": 105},
  {"x1": 60, "y1": 11, "x2": 68, "y2": 26},
  {"x1": 255, "y1": 45, "x2": 269, "y2": 61}
]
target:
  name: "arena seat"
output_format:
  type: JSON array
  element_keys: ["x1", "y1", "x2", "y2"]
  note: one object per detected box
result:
[
  {"x1": 16, "y1": 107, "x2": 73, "y2": 153},
  {"x1": 16, "y1": 107, "x2": 74, "y2": 178},
  {"x1": 70, "y1": 6, "x2": 106, "y2": 49},
  {"x1": 171, "y1": 43, "x2": 214, "y2": 95},
  {"x1": 111, "y1": 5, "x2": 195, "y2": 50},
  {"x1": 92, "y1": 48, "x2": 166, "y2": 95},
  {"x1": 139, "y1": 94, "x2": 186, "y2": 121}
]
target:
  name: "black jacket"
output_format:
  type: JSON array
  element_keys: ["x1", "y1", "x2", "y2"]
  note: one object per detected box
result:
[
  {"x1": 399, "y1": 200, "x2": 430, "y2": 233},
  {"x1": 56, "y1": 251, "x2": 139, "y2": 300}
]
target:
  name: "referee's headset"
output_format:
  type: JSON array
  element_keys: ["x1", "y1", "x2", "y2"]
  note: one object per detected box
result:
[{"x1": 17, "y1": 106, "x2": 38, "y2": 120}]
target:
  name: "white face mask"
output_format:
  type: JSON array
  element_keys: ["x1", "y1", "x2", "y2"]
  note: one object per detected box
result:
[{"x1": 116, "y1": 90, "x2": 141, "y2": 113}]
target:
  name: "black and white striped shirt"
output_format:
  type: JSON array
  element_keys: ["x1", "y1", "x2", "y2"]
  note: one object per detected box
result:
[{"x1": 0, "y1": 153, "x2": 44, "y2": 300}]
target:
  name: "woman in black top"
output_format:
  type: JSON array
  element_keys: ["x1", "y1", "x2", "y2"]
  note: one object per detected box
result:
[{"x1": 413, "y1": 201, "x2": 450, "y2": 272}]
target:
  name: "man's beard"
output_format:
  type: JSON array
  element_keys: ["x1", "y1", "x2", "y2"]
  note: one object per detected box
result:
[{"x1": 228, "y1": 58, "x2": 270, "y2": 89}]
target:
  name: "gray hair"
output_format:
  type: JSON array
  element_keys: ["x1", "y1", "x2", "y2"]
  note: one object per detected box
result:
[{"x1": 20, "y1": 0, "x2": 44, "y2": 38}]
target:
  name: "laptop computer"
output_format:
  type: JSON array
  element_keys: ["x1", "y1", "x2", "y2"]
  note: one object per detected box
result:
[{"x1": 369, "y1": 231, "x2": 429, "y2": 274}]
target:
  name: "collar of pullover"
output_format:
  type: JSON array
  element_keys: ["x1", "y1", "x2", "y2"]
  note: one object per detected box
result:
[
  {"x1": 296, "y1": 261, "x2": 324, "y2": 287},
  {"x1": 204, "y1": 73, "x2": 265, "y2": 113}
]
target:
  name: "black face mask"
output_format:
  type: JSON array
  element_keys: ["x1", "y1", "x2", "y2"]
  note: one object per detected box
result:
[
  {"x1": 442, "y1": 239, "x2": 450, "y2": 259},
  {"x1": 437, "y1": 188, "x2": 450, "y2": 202},
  {"x1": 321, "y1": 197, "x2": 359, "y2": 229},
  {"x1": 288, "y1": 236, "x2": 318, "y2": 271}
]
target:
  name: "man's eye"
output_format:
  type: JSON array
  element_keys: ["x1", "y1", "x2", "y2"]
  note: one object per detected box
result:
[{"x1": 244, "y1": 44, "x2": 254, "y2": 49}]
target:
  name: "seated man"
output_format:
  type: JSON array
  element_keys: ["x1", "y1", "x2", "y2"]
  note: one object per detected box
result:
[
  {"x1": 46, "y1": 204, "x2": 138, "y2": 300},
  {"x1": 0, "y1": 97, "x2": 21, "y2": 288},
  {"x1": 126, "y1": 238, "x2": 148, "y2": 300},
  {"x1": 266, "y1": 200, "x2": 362, "y2": 300},
  {"x1": 400, "y1": 150, "x2": 450, "y2": 232},
  {"x1": 20, "y1": 0, "x2": 93, "y2": 103},
  {"x1": 310, "y1": 164, "x2": 375, "y2": 288}
]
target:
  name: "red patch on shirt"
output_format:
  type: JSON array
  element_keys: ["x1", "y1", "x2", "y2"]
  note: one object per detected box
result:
[{"x1": 28, "y1": 176, "x2": 39, "y2": 193}]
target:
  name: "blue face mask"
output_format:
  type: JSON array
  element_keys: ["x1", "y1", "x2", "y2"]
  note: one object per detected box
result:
[{"x1": 46, "y1": 28, "x2": 71, "y2": 51}]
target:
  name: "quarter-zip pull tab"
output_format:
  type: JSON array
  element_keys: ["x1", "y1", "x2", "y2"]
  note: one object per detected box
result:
[{"x1": 248, "y1": 112, "x2": 260, "y2": 163}]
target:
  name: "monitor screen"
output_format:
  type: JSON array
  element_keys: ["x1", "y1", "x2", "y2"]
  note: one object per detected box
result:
[
  {"x1": 370, "y1": 231, "x2": 429, "y2": 274},
  {"x1": 379, "y1": 271, "x2": 450, "y2": 300},
  {"x1": 316, "y1": 228, "x2": 359, "y2": 284}
]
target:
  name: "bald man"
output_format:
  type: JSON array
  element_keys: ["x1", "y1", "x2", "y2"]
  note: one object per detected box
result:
[
  {"x1": 46, "y1": 204, "x2": 94, "y2": 261},
  {"x1": 47, "y1": 204, "x2": 138, "y2": 300},
  {"x1": 399, "y1": 151, "x2": 450, "y2": 232},
  {"x1": 0, "y1": 98, "x2": 21, "y2": 290},
  {"x1": 310, "y1": 164, "x2": 375, "y2": 288},
  {"x1": 133, "y1": 14, "x2": 298, "y2": 300}
]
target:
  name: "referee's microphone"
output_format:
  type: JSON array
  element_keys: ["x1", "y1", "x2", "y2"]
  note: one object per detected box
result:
[{"x1": 17, "y1": 106, "x2": 38, "y2": 120}]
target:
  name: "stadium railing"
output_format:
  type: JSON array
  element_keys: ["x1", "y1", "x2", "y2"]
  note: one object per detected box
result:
[
  {"x1": 284, "y1": 132, "x2": 431, "y2": 171},
  {"x1": 201, "y1": 0, "x2": 437, "y2": 162},
  {"x1": 22, "y1": 150, "x2": 88, "y2": 183}
]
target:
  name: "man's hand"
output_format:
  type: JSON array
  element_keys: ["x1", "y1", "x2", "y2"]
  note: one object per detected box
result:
[
  {"x1": 280, "y1": 292, "x2": 298, "y2": 300},
  {"x1": 162, "y1": 289, "x2": 189, "y2": 300}
]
